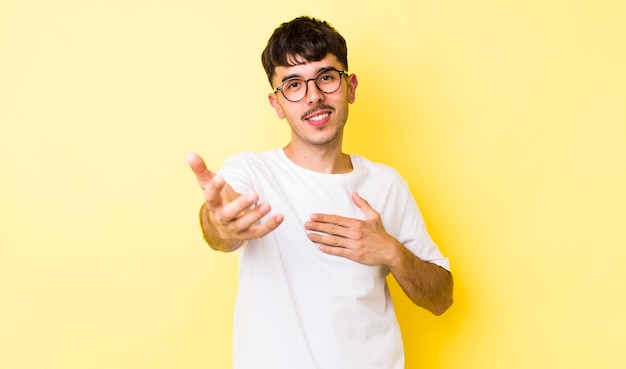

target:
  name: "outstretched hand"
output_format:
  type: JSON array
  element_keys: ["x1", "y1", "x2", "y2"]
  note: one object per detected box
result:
[
  {"x1": 304, "y1": 192, "x2": 401, "y2": 266},
  {"x1": 186, "y1": 152, "x2": 283, "y2": 248}
]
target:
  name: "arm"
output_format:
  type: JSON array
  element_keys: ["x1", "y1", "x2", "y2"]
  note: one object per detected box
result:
[
  {"x1": 387, "y1": 244, "x2": 453, "y2": 316},
  {"x1": 304, "y1": 192, "x2": 453, "y2": 315},
  {"x1": 186, "y1": 152, "x2": 284, "y2": 252}
]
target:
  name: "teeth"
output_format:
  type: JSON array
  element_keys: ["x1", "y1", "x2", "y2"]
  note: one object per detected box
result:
[{"x1": 309, "y1": 113, "x2": 329, "y2": 121}]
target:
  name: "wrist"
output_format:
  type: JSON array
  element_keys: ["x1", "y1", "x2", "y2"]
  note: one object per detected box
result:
[{"x1": 385, "y1": 240, "x2": 409, "y2": 270}]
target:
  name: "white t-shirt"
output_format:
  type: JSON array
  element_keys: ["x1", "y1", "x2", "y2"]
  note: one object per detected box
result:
[{"x1": 218, "y1": 148, "x2": 450, "y2": 369}]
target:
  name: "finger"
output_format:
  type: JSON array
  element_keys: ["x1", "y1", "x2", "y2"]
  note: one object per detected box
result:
[
  {"x1": 305, "y1": 221, "x2": 353, "y2": 238},
  {"x1": 186, "y1": 152, "x2": 216, "y2": 188},
  {"x1": 318, "y1": 244, "x2": 353, "y2": 260},
  {"x1": 352, "y1": 192, "x2": 379, "y2": 219},
  {"x1": 217, "y1": 191, "x2": 259, "y2": 221},
  {"x1": 238, "y1": 213, "x2": 284, "y2": 240},
  {"x1": 307, "y1": 232, "x2": 349, "y2": 248},
  {"x1": 226, "y1": 201, "x2": 271, "y2": 230},
  {"x1": 308, "y1": 213, "x2": 354, "y2": 227},
  {"x1": 203, "y1": 175, "x2": 229, "y2": 209}
]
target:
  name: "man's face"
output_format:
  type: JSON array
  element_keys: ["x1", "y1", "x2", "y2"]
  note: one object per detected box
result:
[{"x1": 268, "y1": 54, "x2": 358, "y2": 149}]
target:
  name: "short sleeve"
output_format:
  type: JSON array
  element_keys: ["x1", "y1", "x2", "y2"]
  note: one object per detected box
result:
[
  {"x1": 217, "y1": 152, "x2": 257, "y2": 195},
  {"x1": 396, "y1": 184, "x2": 451, "y2": 271}
]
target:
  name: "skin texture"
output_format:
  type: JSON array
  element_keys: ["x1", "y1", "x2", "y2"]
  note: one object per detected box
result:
[
  {"x1": 268, "y1": 54, "x2": 357, "y2": 174},
  {"x1": 186, "y1": 53, "x2": 453, "y2": 315},
  {"x1": 186, "y1": 153, "x2": 283, "y2": 252}
]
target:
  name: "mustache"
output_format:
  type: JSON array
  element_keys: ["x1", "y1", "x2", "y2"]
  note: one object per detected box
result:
[{"x1": 301, "y1": 104, "x2": 335, "y2": 120}]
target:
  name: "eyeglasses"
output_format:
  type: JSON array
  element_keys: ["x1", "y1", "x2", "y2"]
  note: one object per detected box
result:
[{"x1": 274, "y1": 68, "x2": 346, "y2": 102}]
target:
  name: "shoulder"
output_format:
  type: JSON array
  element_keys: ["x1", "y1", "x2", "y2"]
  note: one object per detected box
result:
[
  {"x1": 222, "y1": 149, "x2": 281, "y2": 169},
  {"x1": 218, "y1": 149, "x2": 282, "y2": 193},
  {"x1": 351, "y1": 155, "x2": 406, "y2": 182}
]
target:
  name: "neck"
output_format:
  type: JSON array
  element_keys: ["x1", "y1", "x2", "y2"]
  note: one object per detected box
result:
[{"x1": 282, "y1": 143, "x2": 352, "y2": 174}]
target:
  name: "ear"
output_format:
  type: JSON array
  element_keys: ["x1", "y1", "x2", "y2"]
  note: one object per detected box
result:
[
  {"x1": 268, "y1": 93, "x2": 286, "y2": 119},
  {"x1": 347, "y1": 73, "x2": 358, "y2": 104}
]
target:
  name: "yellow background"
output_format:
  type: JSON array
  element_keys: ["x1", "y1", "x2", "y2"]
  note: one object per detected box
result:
[{"x1": 2, "y1": 1, "x2": 625, "y2": 368}]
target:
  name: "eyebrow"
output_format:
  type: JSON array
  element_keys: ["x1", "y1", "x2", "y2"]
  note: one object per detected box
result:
[{"x1": 280, "y1": 66, "x2": 339, "y2": 83}]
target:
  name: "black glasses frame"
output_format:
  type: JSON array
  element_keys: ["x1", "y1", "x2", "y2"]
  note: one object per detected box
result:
[{"x1": 274, "y1": 68, "x2": 347, "y2": 102}]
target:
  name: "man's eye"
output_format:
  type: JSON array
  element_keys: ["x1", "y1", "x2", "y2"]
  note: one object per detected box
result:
[
  {"x1": 285, "y1": 80, "x2": 303, "y2": 90},
  {"x1": 317, "y1": 72, "x2": 337, "y2": 84},
  {"x1": 320, "y1": 74, "x2": 333, "y2": 81}
]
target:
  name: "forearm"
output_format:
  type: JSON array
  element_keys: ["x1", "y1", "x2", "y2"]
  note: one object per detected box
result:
[
  {"x1": 388, "y1": 243, "x2": 453, "y2": 315},
  {"x1": 199, "y1": 203, "x2": 244, "y2": 252}
]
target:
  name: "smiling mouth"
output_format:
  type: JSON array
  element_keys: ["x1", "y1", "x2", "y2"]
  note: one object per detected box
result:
[
  {"x1": 302, "y1": 104, "x2": 335, "y2": 121},
  {"x1": 308, "y1": 112, "x2": 330, "y2": 122}
]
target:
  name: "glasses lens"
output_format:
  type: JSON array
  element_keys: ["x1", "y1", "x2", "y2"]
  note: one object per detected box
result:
[
  {"x1": 282, "y1": 79, "x2": 306, "y2": 102},
  {"x1": 315, "y1": 69, "x2": 342, "y2": 93}
]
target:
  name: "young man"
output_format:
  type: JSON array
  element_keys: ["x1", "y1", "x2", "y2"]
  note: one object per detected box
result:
[{"x1": 187, "y1": 16, "x2": 453, "y2": 369}]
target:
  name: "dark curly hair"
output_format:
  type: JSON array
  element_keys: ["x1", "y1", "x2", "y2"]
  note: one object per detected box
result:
[{"x1": 261, "y1": 16, "x2": 348, "y2": 86}]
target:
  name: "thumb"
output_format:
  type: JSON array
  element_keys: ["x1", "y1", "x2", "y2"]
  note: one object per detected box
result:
[
  {"x1": 186, "y1": 152, "x2": 215, "y2": 188},
  {"x1": 352, "y1": 192, "x2": 379, "y2": 219}
]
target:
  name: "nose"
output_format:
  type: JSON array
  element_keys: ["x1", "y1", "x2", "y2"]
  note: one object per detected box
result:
[{"x1": 304, "y1": 78, "x2": 324, "y2": 104}]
